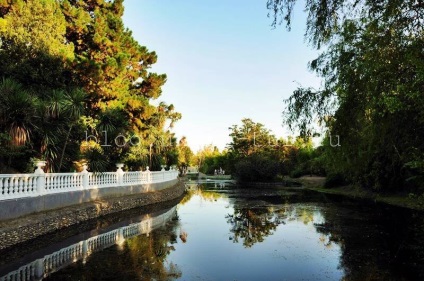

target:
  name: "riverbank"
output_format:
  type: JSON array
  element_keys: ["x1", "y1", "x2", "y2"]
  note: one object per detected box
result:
[
  {"x1": 295, "y1": 176, "x2": 424, "y2": 211},
  {"x1": 0, "y1": 180, "x2": 185, "y2": 250}
]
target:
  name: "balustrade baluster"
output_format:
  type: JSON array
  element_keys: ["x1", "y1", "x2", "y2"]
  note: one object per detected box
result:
[
  {"x1": 24, "y1": 176, "x2": 28, "y2": 193},
  {"x1": 30, "y1": 265, "x2": 35, "y2": 279},
  {"x1": 44, "y1": 177, "x2": 48, "y2": 191},
  {"x1": 24, "y1": 267, "x2": 28, "y2": 280},
  {"x1": 18, "y1": 178, "x2": 23, "y2": 195},
  {"x1": 53, "y1": 176, "x2": 57, "y2": 191},
  {"x1": 70, "y1": 175, "x2": 73, "y2": 190},
  {"x1": 59, "y1": 175, "x2": 63, "y2": 190},
  {"x1": 48, "y1": 176, "x2": 52, "y2": 191},
  {"x1": 10, "y1": 178, "x2": 16, "y2": 195},
  {"x1": 59, "y1": 176, "x2": 63, "y2": 190},
  {"x1": 77, "y1": 174, "x2": 81, "y2": 189},
  {"x1": 4, "y1": 179, "x2": 9, "y2": 197},
  {"x1": 47, "y1": 257, "x2": 51, "y2": 270},
  {"x1": 31, "y1": 177, "x2": 35, "y2": 193},
  {"x1": 11, "y1": 177, "x2": 19, "y2": 195}
]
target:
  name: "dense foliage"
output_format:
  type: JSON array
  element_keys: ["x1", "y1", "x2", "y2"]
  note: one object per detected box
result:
[
  {"x1": 192, "y1": 144, "x2": 229, "y2": 175},
  {"x1": 176, "y1": 136, "x2": 194, "y2": 174},
  {"x1": 268, "y1": 0, "x2": 424, "y2": 191},
  {"x1": 0, "y1": 0, "x2": 180, "y2": 172},
  {"x1": 225, "y1": 118, "x2": 318, "y2": 182}
]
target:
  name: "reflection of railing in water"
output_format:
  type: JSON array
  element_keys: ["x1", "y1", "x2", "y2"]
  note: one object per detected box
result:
[
  {"x1": 0, "y1": 207, "x2": 176, "y2": 281},
  {"x1": 185, "y1": 181, "x2": 235, "y2": 190}
]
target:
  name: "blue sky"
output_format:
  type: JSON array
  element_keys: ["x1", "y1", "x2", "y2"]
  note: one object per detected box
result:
[{"x1": 123, "y1": 0, "x2": 321, "y2": 151}]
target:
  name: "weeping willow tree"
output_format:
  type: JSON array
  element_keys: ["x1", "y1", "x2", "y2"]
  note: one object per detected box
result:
[{"x1": 267, "y1": 0, "x2": 424, "y2": 190}]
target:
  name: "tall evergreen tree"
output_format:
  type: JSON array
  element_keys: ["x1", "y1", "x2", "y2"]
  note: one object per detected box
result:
[{"x1": 0, "y1": 0, "x2": 181, "y2": 172}]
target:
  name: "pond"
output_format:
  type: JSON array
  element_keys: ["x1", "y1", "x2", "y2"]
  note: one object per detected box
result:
[{"x1": 1, "y1": 182, "x2": 424, "y2": 280}]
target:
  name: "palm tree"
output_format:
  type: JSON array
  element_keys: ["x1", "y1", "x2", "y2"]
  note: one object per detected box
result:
[
  {"x1": 38, "y1": 88, "x2": 86, "y2": 172},
  {"x1": 0, "y1": 77, "x2": 38, "y2": 147},
  {"x1": 36, "y1": 89, "x2": 69, "y2": 172},
  {"x1": 57, "y1": 88, "x2": 87, "y2": 171}
]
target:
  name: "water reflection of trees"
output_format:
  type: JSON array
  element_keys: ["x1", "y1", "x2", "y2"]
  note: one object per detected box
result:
[
  {"x1": 227, "y1": 203, "x2": 335, "y2": 249},
  {"x1": 226, "y1": 207, "x2": 283, "y2": 247},
  {"x1": 312, "y1": 204, "x2": 424, "y2": 280},
  {"x1": 225, "y1": 191, "x2": 424, "y2": 279},
  {"x1": 125, "y1": 221, "x2": 182, "y2": 280},
  {"x1": 46, "y1": 216, "x2": 183, "y2": 281}
]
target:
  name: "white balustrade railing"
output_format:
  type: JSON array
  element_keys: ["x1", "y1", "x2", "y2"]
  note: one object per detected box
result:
[
  {"x1": 151, "y1": 170, "x2": 179, "y2": 183},
  {"x1": 45, "y1": 173, "x2": 84, "y2": 193},
  {"x1": 0, "y1": 163, "x2": 178, "y2": 201},
  {"x1": 0, "y1": 174, "x2": 38, "y2": 199},
  {"x1": 88, "y1": 172, "x2": 117, "y2": 188},
  {"x1": 0, "y1": 207, "x2": 176, "y2": 281},
  {"x1": 122, "y1": 171, "x2": 144, "y2": 185}
]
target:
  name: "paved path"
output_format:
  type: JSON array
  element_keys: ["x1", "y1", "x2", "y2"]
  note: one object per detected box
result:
[{"x1": 296, "y1": 176, "x2": 326, "y2": 188}]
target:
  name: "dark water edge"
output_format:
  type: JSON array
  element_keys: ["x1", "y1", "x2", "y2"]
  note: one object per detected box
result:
[{"x1": 303, "y1": 189, "x2": 424, "y2": 281}]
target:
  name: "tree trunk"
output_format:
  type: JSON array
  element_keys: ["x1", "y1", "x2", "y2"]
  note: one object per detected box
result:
[{"x1": 58, "y1": 125, "x2": 73, "y2": 172}]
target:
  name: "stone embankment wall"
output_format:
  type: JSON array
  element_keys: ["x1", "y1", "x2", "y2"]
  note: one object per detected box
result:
[
  {"x1": 0, "y1": 175, "x2": 178, "y2": 220},
  {"x1": 0, "y1": 180, "x2": 185, "y2": 250}
]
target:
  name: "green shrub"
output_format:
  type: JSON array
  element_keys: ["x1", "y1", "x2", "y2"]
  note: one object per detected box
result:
[
  {"x1": 324, "y1": 173, "x2": 346, "y2": 188},
  {"x1": 234, "y1": 154, "x2": 279, "y2": 182},
  {"x1": 289, "y1": 168, "x2": 305, "y2": 178}
]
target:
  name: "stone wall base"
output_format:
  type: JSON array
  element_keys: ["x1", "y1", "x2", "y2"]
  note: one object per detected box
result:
[
  {"x1": 0, "y1": 179, "x2": 179, "y2": 220},
  {"x1": 0, "y1": 180, "x2": 185, "y2": 250}
]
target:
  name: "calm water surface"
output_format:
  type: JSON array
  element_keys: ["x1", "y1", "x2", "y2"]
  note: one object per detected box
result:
[{"x1": 1, "y1": 182, "x2": 424, "y2": 280}]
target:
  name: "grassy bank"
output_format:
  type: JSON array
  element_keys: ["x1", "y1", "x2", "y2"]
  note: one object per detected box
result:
[{"x1": 294, "y1": 176, "x2": 424, "y2": 211}]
